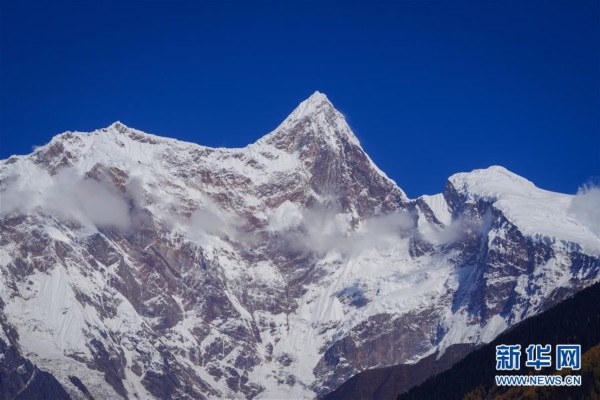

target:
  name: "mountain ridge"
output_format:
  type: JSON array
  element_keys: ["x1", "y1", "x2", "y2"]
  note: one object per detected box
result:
[{"x1": 0, "y1": 93, "x2": 598, "y2": 399}]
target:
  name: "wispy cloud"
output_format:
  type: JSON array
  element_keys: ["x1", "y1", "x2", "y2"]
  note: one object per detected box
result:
[
  {"x1": 183, "y1": 198, "x2": 252, "y2": 245},
  {"x1": 0, "y1": 164, "x2": 488, "y2": 252},
  {"x1": 1, "y1": 165, "x2": 131, "y2": 229},
  {"x1": 568, "y1": 183, "x2": 600, "y2": 236},
  {"x1": 265, "y1": 201, "x2": 419, "y2": 254}
]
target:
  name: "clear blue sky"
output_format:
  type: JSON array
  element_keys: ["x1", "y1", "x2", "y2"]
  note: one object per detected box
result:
[{"x1": 1, "y1": 0, "x2": 598, "y2": 197}]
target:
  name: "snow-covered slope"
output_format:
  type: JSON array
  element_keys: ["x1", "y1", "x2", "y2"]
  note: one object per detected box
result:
[
  {"x1": 448, "y1": 166, "x2": 600, "y2": 253},
  {"x1": 0, "y1": 92, "x2": 598, "y2": 399}
]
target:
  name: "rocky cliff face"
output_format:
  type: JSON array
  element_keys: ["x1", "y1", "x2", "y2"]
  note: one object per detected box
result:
[{"x1": 0, "y1": 92, "x2": 598, "y2": 399}]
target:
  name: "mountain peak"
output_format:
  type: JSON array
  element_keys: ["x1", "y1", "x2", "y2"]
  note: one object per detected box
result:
[
  {"x1": 106, "y1": 120, "x2": 129, "y2": 133},
  {"x1": 258, "y1": 91, "x2": 362, "y2": 153},
  {"x1": 286, "y1": 90, "x2": 335, "y2": 122},
  {"x1": 250, "y1": 92, "x2": 406, "y2": 204},
  {"x1": 109, "y1": 120, "x2": 126, "y2": 128},
  {"x1": 306, "y1": 90, "x2": 330, "y2": 104},
  {"x1": 449, "y1": 165, "x2": 536, "y2": 198}
]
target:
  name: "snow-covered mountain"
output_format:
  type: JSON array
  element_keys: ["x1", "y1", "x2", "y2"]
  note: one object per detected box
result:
[{"x1": 0, "y1": 92, "x2": 598, "y2": 399}]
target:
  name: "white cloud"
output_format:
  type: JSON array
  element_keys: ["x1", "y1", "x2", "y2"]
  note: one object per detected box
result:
[
  {"x1": 267, "y1": 201, "x2": 303, "y2": 232},
  {"x1": 353, "y1": 211, "x2": 416, "y2": 252},
  {"x1": 420, "y1": 216, "x2": 485, "y2": 245},
  {"x1": 267, "y1": 204, "x2": 417, "y2": 254},
  {"x1": 568, "y1": 184, "x2": 600, "y2": 236},
  {"x1": 179, "y1": 195, "x2": 258, "y2": 246},
  {"x1": 0, "y1": 164, "x2": 131, "y2": 229}
]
